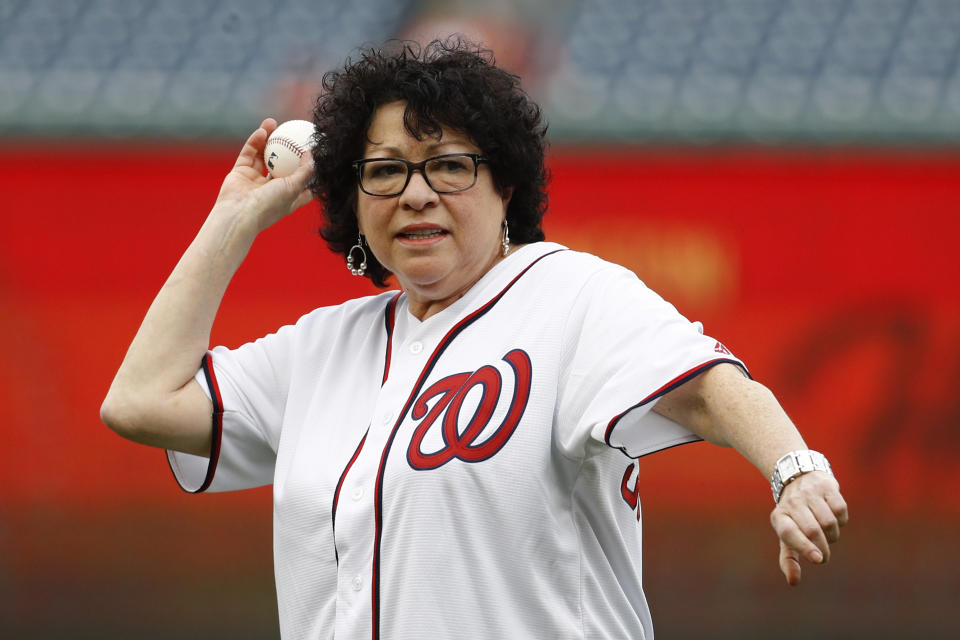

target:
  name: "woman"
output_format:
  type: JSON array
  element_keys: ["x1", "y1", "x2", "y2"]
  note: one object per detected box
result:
[{"x1": 102, "y1": 39, "x2": 848, "y2": 639}]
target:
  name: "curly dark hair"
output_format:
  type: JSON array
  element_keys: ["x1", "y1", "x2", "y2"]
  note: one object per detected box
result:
[{"x1": 310, "y1": 37, "x2": 549, "y2": 287}]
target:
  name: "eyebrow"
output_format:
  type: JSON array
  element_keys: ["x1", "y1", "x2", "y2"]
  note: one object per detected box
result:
[{"x1": 363, "y1": 139, "x2": 474, "y2": 157}]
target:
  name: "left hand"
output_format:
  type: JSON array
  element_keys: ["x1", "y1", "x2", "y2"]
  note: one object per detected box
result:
[{"x1": 769, "y1": 471, "x2": 849, "y2": 585}]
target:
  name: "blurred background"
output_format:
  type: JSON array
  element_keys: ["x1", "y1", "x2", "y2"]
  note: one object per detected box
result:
[{"x1": 1, "y1": 0, "x2": 958, "y2": 638}]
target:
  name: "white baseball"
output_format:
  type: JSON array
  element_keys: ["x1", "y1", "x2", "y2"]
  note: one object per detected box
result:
[{"x1": 264, "y1": 119, "x2": 317, "y2": 178}]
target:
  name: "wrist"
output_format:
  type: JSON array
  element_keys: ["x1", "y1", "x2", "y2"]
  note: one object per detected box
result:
[
  {"x1": 770, "y1": 450, "x2": 833, "y2": 503},
  {"x1": 201, "y1": 204, "x2": 262, "y2": 252}
]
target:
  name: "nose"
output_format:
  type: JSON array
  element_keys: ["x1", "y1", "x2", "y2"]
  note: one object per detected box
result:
[{"x1": 399, "y1": 169, "x2": 439, "y2": 211}]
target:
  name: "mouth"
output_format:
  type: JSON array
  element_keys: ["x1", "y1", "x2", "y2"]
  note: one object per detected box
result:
[
  {"x1": 398, "y1": 229, "x2": 447, "y2": 239},
  {"x1": 396, "y1": 226, "x2": 449, "y2": 243}
]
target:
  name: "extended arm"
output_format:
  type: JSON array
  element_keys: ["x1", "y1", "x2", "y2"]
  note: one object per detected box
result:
[
  {"x1": 100, "y1": 119, "x2": 314, "y2": 456},
  {"x1": 653, "y1": 362, "x2": 849, "y2": 585}
]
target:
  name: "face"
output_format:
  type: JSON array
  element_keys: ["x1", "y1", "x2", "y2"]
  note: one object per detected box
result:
[{"x1": 356, "y1": 101, "x2": 512, "y2": 317}]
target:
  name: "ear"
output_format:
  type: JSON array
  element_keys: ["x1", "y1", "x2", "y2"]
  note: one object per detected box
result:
[
  {"x1": 500, "y1": 185, "x2": 514, "y2": 208},
  {"x1": 354, "y1": 206, "x2": 365, "y2": 237}
]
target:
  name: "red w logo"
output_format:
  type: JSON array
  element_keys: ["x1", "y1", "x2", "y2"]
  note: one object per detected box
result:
[{"x1": 406, "y1": 349, "x2": 532, "y2": 470}]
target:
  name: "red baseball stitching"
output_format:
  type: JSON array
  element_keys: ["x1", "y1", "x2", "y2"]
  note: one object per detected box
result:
[{"x1": 269, "y1": 136, "x2": 307, "y2": 155}]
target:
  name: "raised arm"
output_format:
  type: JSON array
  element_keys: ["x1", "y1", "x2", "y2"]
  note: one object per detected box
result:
[
  {"x1": 652, "y1": 362, "x2": 849, "y2": 585},
  {"x1": 100, "y1": 119, "x2": 315, "y2": 456}
]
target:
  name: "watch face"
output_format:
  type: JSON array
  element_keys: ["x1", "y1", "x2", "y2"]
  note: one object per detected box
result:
[
  {"x1": 772, "y1": 451, "x2": 832, "y2": 503},
  {"x1": 778, "y1": 455, "x2": 800, "y2": 479},
  {"x1": 795, "y1": 450, "x2": 816, "y2": 470}
]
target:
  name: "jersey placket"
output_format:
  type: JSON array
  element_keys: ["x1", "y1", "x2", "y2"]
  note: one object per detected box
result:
[{"x1": 332, "y1": 305, "x2": 440, "y2": 638}]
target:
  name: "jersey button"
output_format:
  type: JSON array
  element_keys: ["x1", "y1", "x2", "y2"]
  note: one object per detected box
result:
[
  {"x1": 352, "y1": 575, "x2": 363, "y2": 591},
  {"x1": 351, "y1": 487, "x2": 364, "y2": 501},
  {"x1": 409, "y1": 341, "x2": 423, "y2": 354}
]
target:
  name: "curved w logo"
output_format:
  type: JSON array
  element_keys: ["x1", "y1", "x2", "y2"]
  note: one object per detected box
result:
[{"x1": 406, "y1": 349, "x2": 532, "y2": 470}]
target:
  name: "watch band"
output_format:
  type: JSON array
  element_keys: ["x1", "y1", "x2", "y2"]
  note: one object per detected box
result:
[{"x1": 770, "y1": 450, "x2": 833, "y2": 503}]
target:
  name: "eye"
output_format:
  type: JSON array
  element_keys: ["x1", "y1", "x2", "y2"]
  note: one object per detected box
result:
[
  {"x1": 434, "y1": 157, "x2": 470, "y2": 173},
  {"x1": 366, "y1": 161, "x2": 405, "y2": 179}
]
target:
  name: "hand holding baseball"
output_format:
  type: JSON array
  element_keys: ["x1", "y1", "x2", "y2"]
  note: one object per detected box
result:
[
  {"x1": 213, "y1": 118, "x2": 315, "y2": 233},
  {"x1": 264, "y1": 119, "x2": 317, "y2": 178}
]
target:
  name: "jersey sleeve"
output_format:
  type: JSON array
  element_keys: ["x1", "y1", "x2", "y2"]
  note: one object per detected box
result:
[
  {"x1": 166, "y1": 325, "x2": 294, "y2": 493},
  {"x1": 555, "y1": 263, "x2": 747, "y2": 459}
]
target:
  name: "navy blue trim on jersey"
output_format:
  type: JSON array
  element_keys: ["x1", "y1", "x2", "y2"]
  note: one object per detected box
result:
[
  {"x1": 369, "y1": 249, "x2": 565, "y2": 640},
  {"x1": 332, "y1": 294, "x2": 398, "y2": 565},
  {"x1": 382, "y1": 292, "x2": 401, "y2": 385},
  {"x1": 331, "y1": 429, "x2": 369, "y2": 565},
  {"x1": 603, "y1": 358, "x2": 749, "y2": 458},
  {"x1": 166, "y1": 353, "x2": 224, "y2": 493}
]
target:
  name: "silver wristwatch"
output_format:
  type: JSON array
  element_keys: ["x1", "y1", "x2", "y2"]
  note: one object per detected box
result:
[{"x1": 770, "y1": 450, "x2": 833, "y2": 503}]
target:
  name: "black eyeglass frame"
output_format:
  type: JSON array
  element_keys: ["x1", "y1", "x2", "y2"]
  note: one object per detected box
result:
[{"x1": 352, "y1": 153, "x2": 489, "y2": 197}]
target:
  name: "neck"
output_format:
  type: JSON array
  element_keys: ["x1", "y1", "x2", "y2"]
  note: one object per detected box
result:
[{"x1": 404, "y1": 244, "x2": 521, "y2": 321}]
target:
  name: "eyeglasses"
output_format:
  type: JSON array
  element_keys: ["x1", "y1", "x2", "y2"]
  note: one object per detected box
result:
[{"x1": 352, "y1": 153, "x2": 488, "y2": 197}]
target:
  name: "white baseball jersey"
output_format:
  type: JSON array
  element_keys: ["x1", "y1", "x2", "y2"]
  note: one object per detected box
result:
[{"x1": 167, "y1": 241, "x2": 745, "y2": 640}]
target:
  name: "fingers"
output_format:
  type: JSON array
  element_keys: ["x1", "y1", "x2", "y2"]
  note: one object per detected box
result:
[
  {"x1": 287, "y1": 178, "x2": 315, "y2": 212},
  {"x1": 275, "y1": 146, "x2": 314, "y2": 196},
  {"x1": 280, "y1": 146, "x2": 316, "y2": 210},
  {"x1": 770, "y1": 471, "x2": 849, "y2": 585},
  {"x1": 809, "y1": 495, "x2": 841, "y2": 544},
  {"x1": 244, "y1": 149, "x2": 315, "y2": 230},
  {"x1": 233, "y1": 118, "x2": 279, "y2": 173},
  {"x1": 825, "y1": 490, "x2": 850, "y2": 528},
  {"x1": 770, "y1": 505, "x2": 828, "y2": 565},
  {"x1": 778, "y1": 540, "x2": 802, "y2": 586}
]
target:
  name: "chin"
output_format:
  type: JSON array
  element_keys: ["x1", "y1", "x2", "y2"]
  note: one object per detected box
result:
[{"x1": 394, "y1": 260, "x2": 453, "y2": 290}]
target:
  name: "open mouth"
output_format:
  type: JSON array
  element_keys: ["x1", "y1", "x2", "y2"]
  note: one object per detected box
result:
[{"x1": 398, "y1": 229, "x2": 448, "y2": 240}]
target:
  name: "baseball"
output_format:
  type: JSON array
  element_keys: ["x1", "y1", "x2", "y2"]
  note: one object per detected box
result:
[{"x1": 264, "y1": 119, "x2": 317, "y2": 178}]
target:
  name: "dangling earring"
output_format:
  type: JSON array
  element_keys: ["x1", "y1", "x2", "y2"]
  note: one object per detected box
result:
[
  {"x1": 347, "y1": 233, "x2": 368, "y2": 276},
  {"x1": 501, "y1": 220, "x2": 510, "y2": 257}
]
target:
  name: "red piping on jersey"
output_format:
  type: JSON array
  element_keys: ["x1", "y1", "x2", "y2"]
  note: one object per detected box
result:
[
  {"x1": 369, "y1": 248, "x2": 564, "y2": 640},
  {"x1": 167, "y1": 352, "x2": 224, "y2": 493},
  {"x1": 331, "y1": 430, "x2": 368, "y2": 564},
  {"x1": 603, "y1": 358, "x2": 749, "y2": 457},
  {"x1": 382, "y1": 292, "x2": 401, "y2": 385},
  {"x1": 620, "y1": 463, "x2": 640, "y2": 510}
]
